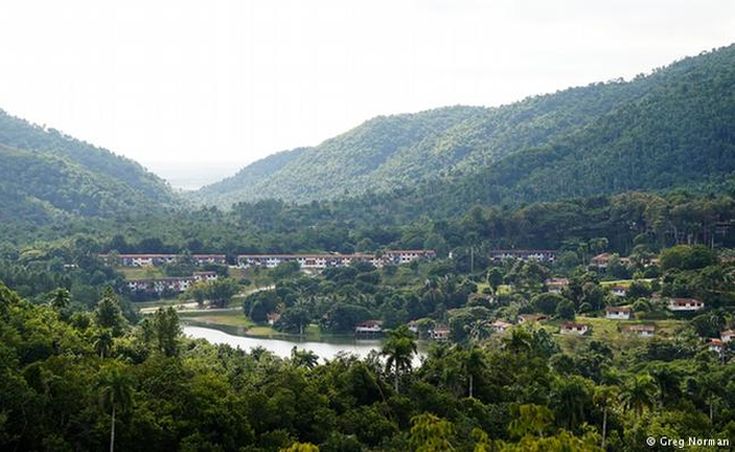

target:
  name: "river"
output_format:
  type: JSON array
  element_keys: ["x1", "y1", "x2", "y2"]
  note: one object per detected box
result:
[{"x1": 184, "y1": 325, "x2": 426, "y2": 364}]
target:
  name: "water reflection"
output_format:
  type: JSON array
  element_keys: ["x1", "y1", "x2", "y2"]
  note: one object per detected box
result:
[{"x1": 184, "y1": 325, "x2": 419, "y2": 363}]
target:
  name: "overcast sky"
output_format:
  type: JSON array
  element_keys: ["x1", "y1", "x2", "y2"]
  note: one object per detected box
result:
[{"x1": 1, "y1": 0, "x2": 733, "y2": 187}]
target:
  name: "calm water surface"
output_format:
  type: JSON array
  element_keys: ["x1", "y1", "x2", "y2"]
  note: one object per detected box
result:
[{"x1": 184, "y1": 325, "x2": 426, "y2": 364}]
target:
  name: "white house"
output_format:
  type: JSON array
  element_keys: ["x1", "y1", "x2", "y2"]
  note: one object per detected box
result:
[
  {"x1": 668, "y1": 298, "x2": 705, "y2": 312},
  {"x1": 721, "y1": 330, "x2": 735, "y2": 343},
  {"x1": 623, "y1": 324, "x2": 655, "y2": 338},
  {"x1": 430, "y1": 325, "x2": 451, "y2": 341},
  {"x1": 605, "y1": 306, "x2": 632, "y2": 320},
  {"x1": 560, "y1": 322, "x2": 589, "y2": 335},
  {"x1": 489, "y1": 249, "x2": 556, "y2": 262},
  {"x1": 708, "y1": 339, "x2": 724, "y2": 355},
  {"x1": 492, "y1": 320, "x2": 513, "y2": 333},
  {"x1": 545, "y1": 278, "x2": 569, "y2": 294},
  {"x1": 610, "y1": 285, "x2": 627, "y2": 297},
  {"x1": 518, "y1": 314, "x2": 548, "y2": 324},
  {"x1": 355, "y1": 320, "x2": 383, "y2": 334}
]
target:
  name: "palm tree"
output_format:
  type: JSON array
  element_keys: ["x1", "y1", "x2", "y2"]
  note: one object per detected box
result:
[
  {"x1": 290, "y1": 347, "x2": 319, "y2": 369},
  {"x1": 594, "y1": 384, "x2": 619, "y2": 449},
  {"x1": 620, "y1": 373, "x2": 658, "y2": 417},
  {"x1": 94, "y1": 329, "x2": 114, "y2": 359},
  {"x1": 462, "y1": 346, "x2": 486, "y2": 399},
  {"x1": 50, "y1": 288, "x2": 71, "y2": 310},
  {"x1": 98, "y1": 365, "x2": 133, "y2": 452},
  {"x1": 382, "y1": 325, "x2": 417, "y2": 393},
  {"x1": 551, "y1": 376, "x2": 591, "y2": 430}
]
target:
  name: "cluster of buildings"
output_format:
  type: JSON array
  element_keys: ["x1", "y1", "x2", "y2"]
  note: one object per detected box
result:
[
  {"x1": 488, "y1": 249, "x2": 557, "y2": 262},
  {"x1": 101, "y1": 254, "x2": 226, "y2": 267},
  {"x1": 126, "y1": 271, "x2": 218, "y2": 294},
  {"x1": 101, "y1": 250, "x2": 436, "y2": 270},
  {"x1": 357, "y1": 320, "x2": 451, "y2": 340},
  {"x1": 708, "y1": 330, "x2": 734, "y2": 355},
  {"x1": 236, "y1": 250, "x2": 436, "y2": 270}
]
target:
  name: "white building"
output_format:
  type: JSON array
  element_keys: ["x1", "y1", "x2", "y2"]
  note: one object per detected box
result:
[
  {"x1": 610, "y1": 286, "x2": 627, "y2": 297},
  {"x1": 708, "y1": 339, "x2": 724, "y2": 355},
  {"x1": 623, "y1": 325, "x2": 655, "y2": 338},
  {"x1": 236, "y1": 250, "x2": 436, "y2": 270},
  {"x1": 721, "y1": 330, "x2": 735, "y2": 343},
  {"x1": 355, "y1": 320, "x2": 383, "y2": 334},
  {"x1": 560, "y1": 322, "x2": 589, "y2": 335},
  {"x1": 605, "y1": 306, "x2": 632, "y2": 320},
  {"x1": 668, "y1": 298, "x2": 705, "y2": 312},
  {"x1": 492, "y1": 320, "x2": 513, "y2": 333},
  {"x1": 489, "y1": 249, "x2": 556, "y2": 262}
]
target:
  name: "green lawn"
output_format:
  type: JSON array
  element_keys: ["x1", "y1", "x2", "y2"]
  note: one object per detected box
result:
[
  {"x1": 133, "y1": 298, "x2": 184, "y2": 309},
  {"x1": 599, "y1": 278, "x2": 654, "y2": 287},
  {"x1": 116, "y1": 266, "x2": 166, "y2": 279},
  {"x1": 178, "y1": 309, "x2": 254, "y2": 327},
  {"x1": 475, "y1": 283, "x2": 511, "y2": 295}
]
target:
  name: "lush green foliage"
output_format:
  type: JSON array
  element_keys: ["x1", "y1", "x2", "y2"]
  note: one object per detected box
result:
[
  {"x1": 0, "y1": 110, "x2": 177, "y2": 232},
  {"x1": 193, "y1": 45, "x2": 735, "y2": 208},
  {"x1": 2, "y1": 281, "x2": 734, "y2": 451}
]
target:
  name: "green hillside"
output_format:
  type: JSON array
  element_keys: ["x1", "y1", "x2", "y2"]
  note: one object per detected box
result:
[
  {"x1": 0, "y1": 111, "x2": 179, "y2": 227},
  {"x1": 193, "y1": 44, "x2": 735, "y2": 208}
]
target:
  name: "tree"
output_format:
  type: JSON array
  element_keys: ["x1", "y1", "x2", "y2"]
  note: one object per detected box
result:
[
  {"x1": 555, "y1": 299, "x2": 576, "y2": 320},
  {"x1": 153, "y1": 307, "x2": 180, "y2": 357},
  {"x1": 551, "y1": 376, "x2": 592, "y2": 430},
  {"x1": 409, "y1": 413, "x2": 455, "y2": 452},
  {"x1": 531, "y1": 292, "x2": 566, "y2": 315},
  {"x1": 98, "y1": 364, "x2": 134, "y2": 452},
  {"x1": 486, "y1": 268, "x2": 504, "y2": 294},
  {"x1": 94, "y1": 328, "x2": 114, "y2": 358},
  {"x1": 660, "y1": 245, "x2": 717, "y2": 271},
  {"x1": 49, "y1": 288, "x2": 70, "y2": 310},
  {"x1": 593, "y1": 385, "x2": 618, "y2": 449},
  {"x1": 206, "y1": 278, "x2": 240, "y2": 308},
  {"x1": 95, "y1": 287, "x2": 125, "y2": 335},
  {"x1": 508, "y1": 404, "x2": 553, "y2": 438},
  {"x1": 290, "y1": 347, "x2": 319, "y2": 369},
  {"x1": 620, "y1": 373, "x2": 658, "y2": 417},
  {"x1": 462, "y1": 346, "x2": 486, "y2": 399},
  {"x1": 382, "y1": 325, "x2": 417, "y2": 393}
]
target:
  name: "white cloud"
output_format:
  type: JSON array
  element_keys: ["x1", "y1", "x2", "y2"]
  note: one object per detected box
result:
[{"x1": 0, "y1": 0, "x2": 733, "y2": 186}]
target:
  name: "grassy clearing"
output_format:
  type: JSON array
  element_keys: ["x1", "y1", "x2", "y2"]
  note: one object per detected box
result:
[
  {"x1": 133, "y1": 298, "x2": 183, "y2": 309},
  {"x1": 599, "y1": 278, "x2": 654, "y2": 287},
  {"x1": 527, "y1": 314, "x2": 688, "y2": 354},
  {"x1": 475, "y1": 283, "x2": 511, "y2": 295},
  {"x1": 117, "y1": 267, "x2": 166, "y2": 279},
  {"x1": 179, "y1": 309, "x2": 253, "y2": 327}
]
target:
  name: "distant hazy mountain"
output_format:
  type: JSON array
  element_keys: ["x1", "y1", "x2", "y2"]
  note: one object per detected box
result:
[
  {"x1": 191, "y1": 44, "x2": 735, "y2": 209},
  {"x1": 0, "y1": 110, "x2": 178, "y2": 226}
]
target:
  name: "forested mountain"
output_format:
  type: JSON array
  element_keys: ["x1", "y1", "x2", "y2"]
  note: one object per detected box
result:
[
  {"x1": 0, "y1": 110, "x2": 178, "y2": 225},
  {"x1": 193, "y1": 44, "x2": 735, "y2": 207}
]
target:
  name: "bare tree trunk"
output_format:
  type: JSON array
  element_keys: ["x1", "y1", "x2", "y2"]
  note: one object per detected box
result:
[
  {"x1": 469, "y1": 374, "x2": 474, "y2": 399},
  {"x1": 394, "y1": 368, "x2": 399, "y2": 394},
  {"x1": 601, "y1": 406, "x2": 607, "y2": 449},
  {"x1": 110, "y1": 405, "x2": 115, "y2": 452}
]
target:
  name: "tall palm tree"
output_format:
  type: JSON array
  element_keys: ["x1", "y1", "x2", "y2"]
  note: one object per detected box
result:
[
  {"x1": 98, "y1": 365, "x2": 133, "y2": 452},
  {"x1": 620, "y1": 373, "x2": 658, "y2": 417},
  {"x1": 382, "y1": 326, "x2": 417, "y2": 393},
  {"x1": 551, "y1": 376, "x2": 591, "y2": 430},
  {"x1": 594, "y1": 384, "x2": 619, "y2": 449},
  {"x1": 94, "y1": 329, "x2": 113, "y2": 359},
  {"x1": 462, "y1": 346, "x2": 486, "y2": 399}
]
